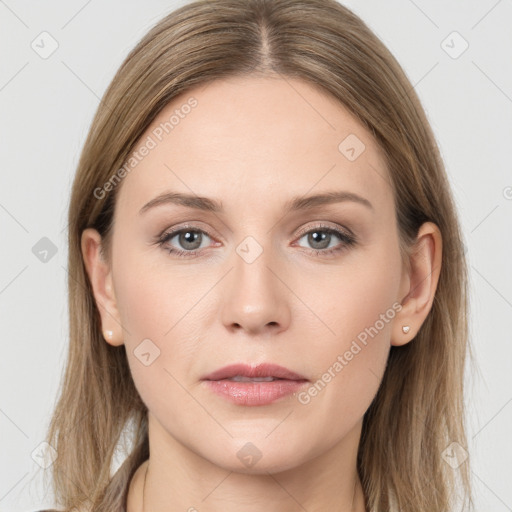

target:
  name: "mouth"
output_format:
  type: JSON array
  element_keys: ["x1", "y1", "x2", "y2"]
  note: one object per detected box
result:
[
  {"x1": 223, "y1": 376, "x2": 283, "y2": 382},
  {"x1": 201, "y1": 363, "x2": 309, "y2": 406}
]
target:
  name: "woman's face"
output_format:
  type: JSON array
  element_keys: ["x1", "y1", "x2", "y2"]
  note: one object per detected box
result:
[{"x1": 87, "y1": 75, "x2": 411, "y2": 473}]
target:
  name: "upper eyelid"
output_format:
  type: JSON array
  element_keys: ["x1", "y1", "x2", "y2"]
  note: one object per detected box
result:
[
  {"x1": 295, "y1": 222, "x2": 352, "y2": 237},
  {"x1": 160, "y1": 222, "x2": 219, "y2": 242}
]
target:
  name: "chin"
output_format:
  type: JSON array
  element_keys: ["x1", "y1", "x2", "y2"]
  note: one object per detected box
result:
[{"x1": 204, "y1": 435, "x2": 312, "y2": 475}]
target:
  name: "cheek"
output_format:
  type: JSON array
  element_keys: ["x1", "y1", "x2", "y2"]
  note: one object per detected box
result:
[
  {"x1": 298, "y1": 241, "x2": 400, "y2": 342},
  {"x1": 115, "y1": 274, "x2": 167, "y2": 340},
  {"x1": 113, "y1": 237, "x2": 194, "y2": 341},
  {"x1": 111, "y1": 251, "x2": 205, "y2": 415},
  {"x1": 294, "y1": 244, "x2": 401, "y2": 417}
]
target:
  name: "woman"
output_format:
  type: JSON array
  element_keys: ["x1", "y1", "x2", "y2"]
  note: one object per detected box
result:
[{"x1": 41, "y1": 0, "x2": 473, "y2": 510}]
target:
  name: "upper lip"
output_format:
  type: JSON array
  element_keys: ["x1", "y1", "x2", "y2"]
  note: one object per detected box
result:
[{"x1": 202, "y1": 363, "x2": 308, "y2": 381}]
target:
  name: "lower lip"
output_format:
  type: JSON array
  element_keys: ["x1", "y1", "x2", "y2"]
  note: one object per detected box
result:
[{"x1": 203, "y1": 379, "x2": 308, "y2": 406}]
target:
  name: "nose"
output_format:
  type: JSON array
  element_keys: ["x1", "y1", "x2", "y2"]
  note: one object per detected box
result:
[{"x1": 220, "y1": 241, "x2": 291, "y2": 337}]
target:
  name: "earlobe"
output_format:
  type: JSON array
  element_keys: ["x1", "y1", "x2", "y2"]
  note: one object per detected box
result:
[
  {"x1": 81, "y1": 228, "x2": 124, "y2": 346},
  {"x1": 392, "y1": 222, "x2": 442, "y2": 347}
]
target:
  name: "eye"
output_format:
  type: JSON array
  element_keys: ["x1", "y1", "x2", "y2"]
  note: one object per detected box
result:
[
  {"x1": 157, "y1": 226, "x2": 214, "y2": 257},
  {"x1": 294, "y1": 223, "x2": 356, "y2": 256}
]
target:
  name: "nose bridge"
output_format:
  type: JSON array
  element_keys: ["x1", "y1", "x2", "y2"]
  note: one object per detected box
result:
[
  {"x1": 235, "y1": 235, "x2": 274, "y2": 295},
  {"x1": 219, "y1": 233, "x2": 290, "y2": 334}
]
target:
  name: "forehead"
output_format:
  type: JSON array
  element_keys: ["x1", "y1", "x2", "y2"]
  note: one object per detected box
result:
[{"x1": 115, "y1": 75, "x2": 392, "y2": 218}]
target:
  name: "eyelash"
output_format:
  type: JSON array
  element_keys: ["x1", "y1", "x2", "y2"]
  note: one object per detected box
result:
[{"x1": 156, "y1": 223, "x2": 357, "y2": 259}]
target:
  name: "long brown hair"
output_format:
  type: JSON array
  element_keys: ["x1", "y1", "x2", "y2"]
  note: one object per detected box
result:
[{"x1": 43, "y1": 1, "x2": 473, "y2": 510}]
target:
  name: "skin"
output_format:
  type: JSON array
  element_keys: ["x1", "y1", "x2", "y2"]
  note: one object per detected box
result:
[{"x1": 82, "y1": 75, "x2": 442, "y2": 512}]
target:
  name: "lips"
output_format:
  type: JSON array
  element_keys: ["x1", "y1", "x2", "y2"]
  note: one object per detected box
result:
[
  {"x1": 201, "y1": 363, "x2": 308, "y2": 382},
  {"x1": 202, "y1": 363, "x2": 309, "y2": 406}
]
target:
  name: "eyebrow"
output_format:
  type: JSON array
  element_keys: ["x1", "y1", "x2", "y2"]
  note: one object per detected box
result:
[{"x1": 138, "y1": 190, "x2": 374, "y2": 215}]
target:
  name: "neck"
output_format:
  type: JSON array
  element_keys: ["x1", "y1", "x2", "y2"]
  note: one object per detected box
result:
[{"x1": 129, "y1": 413, "x2": 367, "y2": 512}]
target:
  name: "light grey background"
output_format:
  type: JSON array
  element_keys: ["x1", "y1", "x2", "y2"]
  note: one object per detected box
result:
[{"x1": 1, "y1": 1, "x2": 511, "y2": 510}]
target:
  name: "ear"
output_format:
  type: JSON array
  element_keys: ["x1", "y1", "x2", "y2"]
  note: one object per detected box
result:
[
  {"x1": 392, "y1": 221, "x2": 442, "y2": 346},
  {"x1": 81, "y1": 228, "x2": 124, "y2": 346}
]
